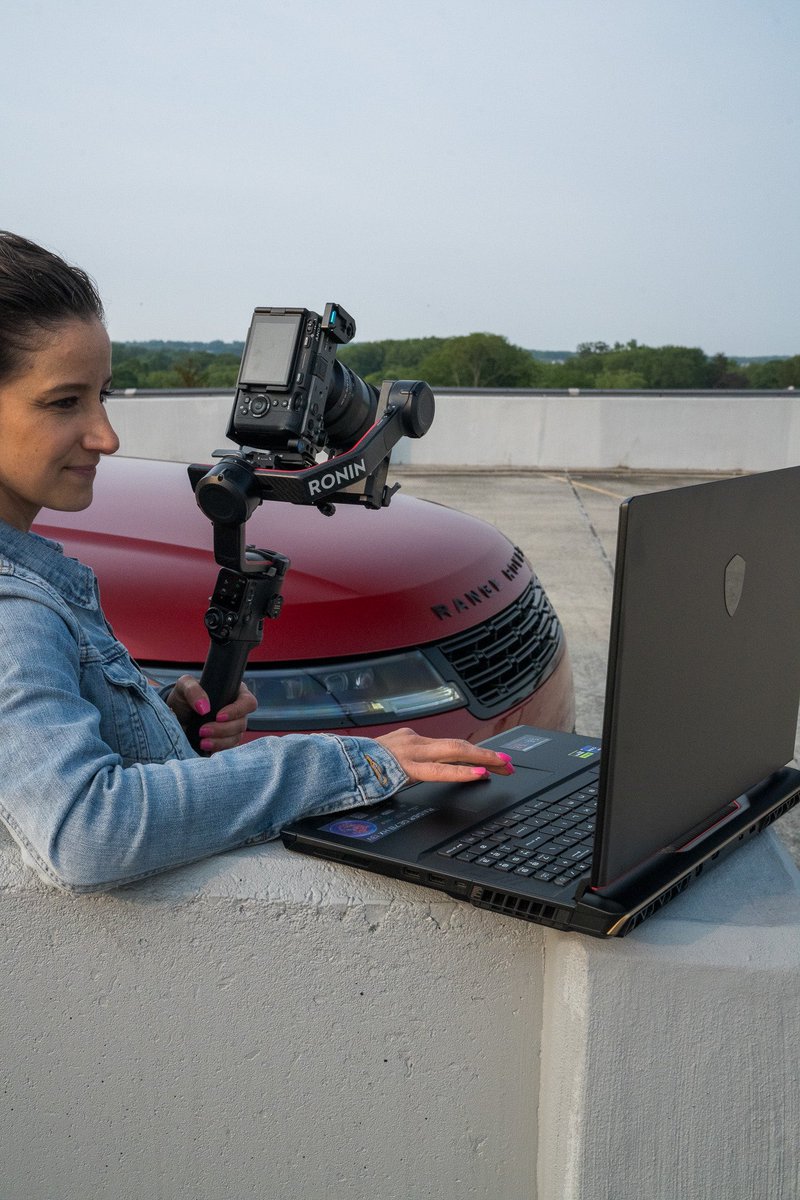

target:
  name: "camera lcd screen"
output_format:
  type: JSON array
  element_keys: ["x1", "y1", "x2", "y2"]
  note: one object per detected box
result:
[{"x1": 239, "y1": 312, "x2": 302, "y2": 387}]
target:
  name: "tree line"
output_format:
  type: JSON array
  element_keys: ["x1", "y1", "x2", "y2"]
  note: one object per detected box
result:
[{"x1": 110, "y1": 335, "x2": 800, "y2": 391}]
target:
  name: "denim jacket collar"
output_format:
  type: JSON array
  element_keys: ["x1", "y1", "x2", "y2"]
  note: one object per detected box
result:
[{"x1": 0, "y1": 517, "x2": 98, "y2": 610}]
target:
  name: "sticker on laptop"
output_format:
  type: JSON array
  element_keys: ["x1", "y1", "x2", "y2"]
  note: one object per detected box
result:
[
  {"x1": 500, "y1": 734, "x2": 551, "y2": 752},
  {"x1": 322, "y1": 819, "x2": 380, "y2": 839},
  {"x1": 568, "y1": 744, "x2": 601, "y2": 759},
  {"x1": 320, "y1": 806, "x2": 436, "y2": 843}
]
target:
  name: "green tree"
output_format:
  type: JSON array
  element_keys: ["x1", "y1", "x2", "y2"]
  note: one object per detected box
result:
[
  {"x1": 776, "y1": 355, "x2": 800, "y2": 387},
  {"x1": 339, "y1": 337, "x2": 448, "y2": 386},
  {"x1": 746, "y1": 360, "x2": 782, "y2": 387},
  {"x1": 203, "y1": 356, "x2": 241, "y2": 386},
  {"x1": 417, "y1": 333, "x2": 540, "y2": 388},
  {"x1": 594, "y1": 368, "x2": 648, "y2": 389}
]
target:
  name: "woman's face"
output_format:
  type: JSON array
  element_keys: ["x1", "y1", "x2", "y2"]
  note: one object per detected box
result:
[{"x1": 0, "y1": 317, "x2": 119, "y2": 531}]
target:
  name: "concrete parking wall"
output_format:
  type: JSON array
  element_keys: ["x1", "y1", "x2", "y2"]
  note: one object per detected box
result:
[{"x1": 106, "y1": 387, "x2": 800, "y2": 472}]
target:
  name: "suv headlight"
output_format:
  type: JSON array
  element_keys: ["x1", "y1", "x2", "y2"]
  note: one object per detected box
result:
[{"x1": 145, "y1": 650, "x2": 466, "y2": 731}]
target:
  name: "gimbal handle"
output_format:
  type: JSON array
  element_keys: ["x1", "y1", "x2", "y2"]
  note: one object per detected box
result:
[{"x1": 187, "y1": 551, "x2": 289, "y2": 752}]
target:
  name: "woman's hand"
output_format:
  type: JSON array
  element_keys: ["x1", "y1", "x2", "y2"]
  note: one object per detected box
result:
[
  {"x1": 374, "y1": 728, "x2": 514, "y2": 784},
  {"x1": 166, "y1": 676, "x2": 258, "y2": 753}
]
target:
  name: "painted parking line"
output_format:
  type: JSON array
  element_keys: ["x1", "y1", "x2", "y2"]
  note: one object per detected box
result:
[{"x1": 542, "y1": 473, "x2": 630, "y2": 501}]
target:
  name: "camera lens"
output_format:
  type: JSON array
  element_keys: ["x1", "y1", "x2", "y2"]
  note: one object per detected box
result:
[{"x1": 323, "y1": 362, "x2": 378, "y2": 449}]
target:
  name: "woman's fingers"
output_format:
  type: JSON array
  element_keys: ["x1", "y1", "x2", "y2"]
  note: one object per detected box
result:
[
  {"x1": 166, "y1": 678, "x2": 258, "y2": 752},
  {"x1": 374, "y1": 728, "x2": 514, "y2": 784}
]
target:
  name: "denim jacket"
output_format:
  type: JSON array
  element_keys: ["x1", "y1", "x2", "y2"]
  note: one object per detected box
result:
[{"x1": 0, "y1": 519, "x2": 407, "y2": 892}]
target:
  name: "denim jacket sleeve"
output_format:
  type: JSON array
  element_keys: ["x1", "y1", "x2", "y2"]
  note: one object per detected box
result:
[{"x1": 0, "y1": 577, "x2": 408, "y2": 893}]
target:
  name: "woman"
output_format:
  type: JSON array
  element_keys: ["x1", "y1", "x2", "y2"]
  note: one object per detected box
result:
[{"x1": 0, "y1": 232, "x2": 512, "y2": 892}]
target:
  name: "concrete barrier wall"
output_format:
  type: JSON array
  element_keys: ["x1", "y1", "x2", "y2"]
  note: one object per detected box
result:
[
  {"x1": 2, "y1": 820, "x2": 798, "y2": 1199},
  {"x1": 106, "y1": 388, "x2": 800, "y2": 472}
]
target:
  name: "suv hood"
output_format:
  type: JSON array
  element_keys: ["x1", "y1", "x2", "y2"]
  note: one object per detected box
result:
[{"x1": 33, "y1": 457, "x2": 531, "y2": 663}]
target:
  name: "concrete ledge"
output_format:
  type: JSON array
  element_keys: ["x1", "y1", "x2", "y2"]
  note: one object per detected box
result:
[
  {"x1": 105, "y1": 389, "x2": 800, "y2": 473},
  {"x1": 0, "y1": 826, "x2": 546, "y2": 1200},
  {"x1": 1, "y1": 826, "x2": 798, "y2": 1199},
  {"x1": 538, "y1": 830, "x2": 800, "y2": 1200}
]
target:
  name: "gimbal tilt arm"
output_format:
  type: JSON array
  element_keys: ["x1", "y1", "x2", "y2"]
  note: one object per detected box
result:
[{"x1": 185, "y1": 380, "x2": 435, "y2": 751}]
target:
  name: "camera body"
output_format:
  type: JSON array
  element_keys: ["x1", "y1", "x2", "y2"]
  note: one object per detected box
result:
[{"x1": 227, "y1": 302, "x2": 376, "y2": 460}]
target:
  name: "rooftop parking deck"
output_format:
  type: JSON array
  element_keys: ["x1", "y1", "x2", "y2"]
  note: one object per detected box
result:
[{"x1": 390, "y1": 466, "x2": 800, "y2": 866}]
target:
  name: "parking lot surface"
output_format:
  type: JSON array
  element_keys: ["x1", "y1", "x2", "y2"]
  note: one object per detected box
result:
[{"x1": 391, "y1": 467, "x2": 800, "y2": 866}]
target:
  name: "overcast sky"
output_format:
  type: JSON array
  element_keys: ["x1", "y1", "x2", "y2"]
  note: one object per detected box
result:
[{"x1": 3, "y1": 0, "x2": 797, "y2": 354}]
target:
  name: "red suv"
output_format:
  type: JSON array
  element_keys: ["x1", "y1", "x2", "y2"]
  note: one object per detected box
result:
[{"x1": 33, "y1": 457, "x2": 575, "y2": 742}]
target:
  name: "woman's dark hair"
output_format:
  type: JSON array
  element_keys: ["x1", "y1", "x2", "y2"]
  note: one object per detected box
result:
[{"x1": 0, "y1": 231, "x2": 105, "y2": 383}]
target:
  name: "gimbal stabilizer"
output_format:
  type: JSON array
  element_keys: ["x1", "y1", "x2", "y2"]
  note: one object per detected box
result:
[{"x1": 186, "y1": 379, "x2": 435, "y2": 750}]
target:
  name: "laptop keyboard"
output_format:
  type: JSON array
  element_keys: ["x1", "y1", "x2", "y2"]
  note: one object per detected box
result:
[{"x1": 435, "y1": 769, "x2": 599, "y2": 888}]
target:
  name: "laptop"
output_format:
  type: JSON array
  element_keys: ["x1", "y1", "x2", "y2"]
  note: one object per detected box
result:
[{"x1": 281, "y1": 467, "x2": 800, "y2": 937}]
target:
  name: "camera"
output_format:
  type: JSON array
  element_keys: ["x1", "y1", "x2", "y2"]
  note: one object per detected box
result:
[{"x1": 227, "y1": 302, "x2": 377, "y2": 462}]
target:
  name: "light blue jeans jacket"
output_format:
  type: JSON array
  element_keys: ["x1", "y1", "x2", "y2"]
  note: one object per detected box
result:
[{"x1": 0, "y1": 519, "x2": 407, "y2": 892}]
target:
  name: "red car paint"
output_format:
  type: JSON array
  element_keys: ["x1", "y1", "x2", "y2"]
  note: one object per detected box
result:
[{"x1": 34, "y1": 456, "x2": 575, "y2": 741}]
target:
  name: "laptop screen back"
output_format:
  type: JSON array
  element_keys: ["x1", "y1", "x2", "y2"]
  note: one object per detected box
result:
[{"x1": 593, "y1": 467, "x2": 800, "y2": 886}]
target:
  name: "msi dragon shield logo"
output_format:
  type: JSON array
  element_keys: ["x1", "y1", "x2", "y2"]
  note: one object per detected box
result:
[{"x1": 724, "y1": 554, "x2": 746, "y2": 617}]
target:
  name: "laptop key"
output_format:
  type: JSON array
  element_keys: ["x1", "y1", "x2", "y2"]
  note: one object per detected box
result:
[
  {"x1": 519, "y1": 833, "x2": 550, "y2": 851},
  {"x1": 437, "y1": 840, "x2": 475, "y2": 857},
  {"x1": 525, "y1": 815, "x2": 552, "y2": 830},
  {"x1": 562, "y1": 846, "x2": 593, "y2": 862}
]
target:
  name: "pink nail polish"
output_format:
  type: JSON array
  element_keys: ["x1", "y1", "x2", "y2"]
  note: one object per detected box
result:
[
  {"x1": 216, "y1": 712, "x2": 230, "y2": 722},
  {"x1": 471, "y1": 767, "x2": 489, "y2": 779},
  {"x1": 194, "y1": 698, "x2": 211, "y2": 716},
  {"x1": 200, "y1": 738, "x2": 214, "y2": 752}
]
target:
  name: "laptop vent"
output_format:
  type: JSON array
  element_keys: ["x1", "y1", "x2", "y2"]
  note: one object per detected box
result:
[
  {"x1": 470, "y1": 887, "x2": 561, "y2": 925},
  {"x1": 436, "y1": 574, "x2": 563, "y2": 711},
  {"x1": 616, "y1": 791, "x2": 800, "y2": 936},
  {"x1": 616, "y1": 874, "x2": 695, "y2": 937},
  {"x1": 755, "y1": 788, "x2": 800, "y2": 832}
]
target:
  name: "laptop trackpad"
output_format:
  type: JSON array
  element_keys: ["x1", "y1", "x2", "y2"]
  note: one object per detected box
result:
[{"x1": 448, "y1": 765, "x2": 555, "y2": 813}]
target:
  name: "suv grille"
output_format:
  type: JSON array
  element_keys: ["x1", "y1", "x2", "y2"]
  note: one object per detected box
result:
[{"x1": 435, "y1": 577, "x2": 563, "y2": 713}]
